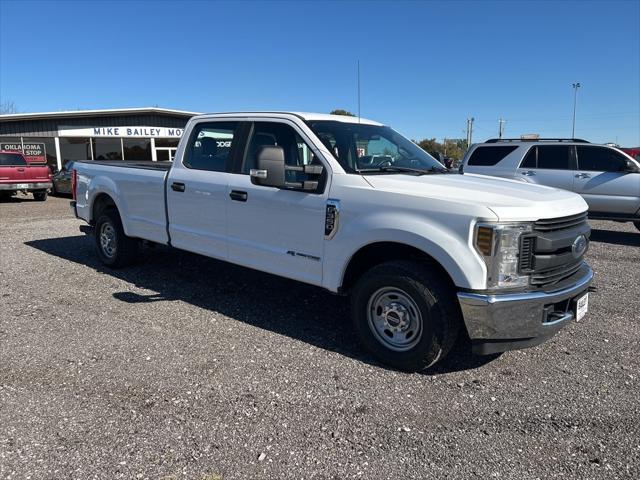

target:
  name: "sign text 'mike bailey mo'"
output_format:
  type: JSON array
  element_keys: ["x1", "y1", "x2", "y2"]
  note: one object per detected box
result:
[{"x1": 58, "y1": 126, "x2": 184, "y2": 138}]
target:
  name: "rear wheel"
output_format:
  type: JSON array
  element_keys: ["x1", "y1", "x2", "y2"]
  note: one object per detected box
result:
[
  {"x1": 351, "y1": 260, "x2": 461, "y2": 372},
  {"x1": 33, "y1": 190, "x2": 47, "y2": 201},
  {"x1": 94, "y1": 208, "x2": 138, "y2": 268}
]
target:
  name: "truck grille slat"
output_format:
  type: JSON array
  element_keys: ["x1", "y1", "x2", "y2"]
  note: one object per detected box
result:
[{"x1": 533, "y1": 212, "x2": 588, "y2": 232}]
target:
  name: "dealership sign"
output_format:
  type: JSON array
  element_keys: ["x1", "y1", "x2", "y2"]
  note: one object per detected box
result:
[
  {"x1": 58, "y1": 126, "x2": 184, "y2": 138},
  {"x1": 0, "y1": 142, "x2": 47, "y2": 163}
]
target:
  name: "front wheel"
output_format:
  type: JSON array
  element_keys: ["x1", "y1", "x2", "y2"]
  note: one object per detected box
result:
[
  {"x1": 33, "y1": 190, "x2": 47, "y2": 201},
  {"x1": 94, "y1": 209, "x2": 138, "y2": 268},
  {"x1": 351, "y1": 260, "x2": 461, "y2": 372}
]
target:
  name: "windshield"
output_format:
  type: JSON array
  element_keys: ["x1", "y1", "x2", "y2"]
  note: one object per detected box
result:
[{"x1": 307, "y1": 120, "x2": 445, "y2": 174}]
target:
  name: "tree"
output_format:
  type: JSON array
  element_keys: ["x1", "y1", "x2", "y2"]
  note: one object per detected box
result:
[
  {"x1": 330, "y1": 109, "x2": 356, "y2": 117},
  {"x1": 414, "y1": 137, "x2": 468, "y2": 162},
  {"x1": 0, "y1": 100, "x2": 18, "y2": 114}
]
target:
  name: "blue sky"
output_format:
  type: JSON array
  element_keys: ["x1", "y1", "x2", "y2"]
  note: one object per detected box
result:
[{"x1": 1, "y1": 0, "x2": 639, "y2": 145}]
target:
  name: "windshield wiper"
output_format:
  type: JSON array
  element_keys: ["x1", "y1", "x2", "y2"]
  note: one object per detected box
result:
[{"x1": 357, "y1": 165, "x2": 446, "y2": 175}]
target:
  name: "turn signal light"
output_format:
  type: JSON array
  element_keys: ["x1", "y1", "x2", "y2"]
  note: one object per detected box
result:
[{"x1": 476, "y1": 226, "x2": 494, "y2": 256}]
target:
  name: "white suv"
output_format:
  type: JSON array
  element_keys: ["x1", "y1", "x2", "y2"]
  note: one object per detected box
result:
[{"x1": 461, "y1": 138, "x2": 640, "y2": 231}]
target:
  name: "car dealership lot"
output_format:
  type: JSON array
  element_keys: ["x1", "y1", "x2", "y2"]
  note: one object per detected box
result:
[{"x1": 1, "y1": 195, "x2": 638, "y2": 479}]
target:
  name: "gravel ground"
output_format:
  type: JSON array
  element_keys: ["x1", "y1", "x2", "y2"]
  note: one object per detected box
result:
[{"x1": 1, "y1": 194, "x2": 638, "y2": 480}]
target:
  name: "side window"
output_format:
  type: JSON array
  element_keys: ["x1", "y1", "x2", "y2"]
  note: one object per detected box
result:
[
  {"x1": 467, "y1": 146, "x2": 518, "y2": 166},
  {"x1": 577, "y1": 146, "x2": 628, "y2": 172},
  {"x1": 536, "y1": 146, "x2": 570, "y2": 170},
  {"x1": 184, "y1": 122, "x2": 239, "y2": 172},
  {"x1": 242, "y1": 122, "x2": 322, "y2": 173},
  {"x1": 520, "y1": 147, "x2": 537, "y2": 168}
]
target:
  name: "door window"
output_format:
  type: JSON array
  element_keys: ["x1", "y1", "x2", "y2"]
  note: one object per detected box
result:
[
  {"x1": 242, "y1": 122, "x2": 325, "y2": 191},
  {"x1": 519, "y1": 146, "x2": 570, "y2": 170},
  {"x1": 184, "y1": 122, "x2": 239, "y2": 172},
  {"x1": 577, "y1": 146, "x2": 628, "y2": 172}
]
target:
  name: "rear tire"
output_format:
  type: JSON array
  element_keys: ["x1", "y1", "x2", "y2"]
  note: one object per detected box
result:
[
  {"x1": 33, "y1": 190, "x2": 47, "y2": 201},
  {"x1": 351, "y1": 260, "x2": 461, "y2": 372},
  {"x1": 94, "y1": 208, "x2": 138, "y2": 268}
]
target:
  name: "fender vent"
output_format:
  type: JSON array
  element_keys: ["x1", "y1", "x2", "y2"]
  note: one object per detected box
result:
[{"x1": 325, "y1": 199, "x2": 340, "y2": 239}]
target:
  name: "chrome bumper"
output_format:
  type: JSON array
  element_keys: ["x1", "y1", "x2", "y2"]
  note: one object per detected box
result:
[
  {"x1": 457, "y1": 265, "x2": 593, "y2": 354},
  {"x1": 0, "y1": 182, "x2": 52, "y2": 190}
]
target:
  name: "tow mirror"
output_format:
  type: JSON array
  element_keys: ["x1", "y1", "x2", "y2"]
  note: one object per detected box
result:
[
  {"x1": 251, "y1": 145, "x2": 285, "y2": 187},
  {"x1": 250, "y1": 145, "x2": 324, "y2": 191}
]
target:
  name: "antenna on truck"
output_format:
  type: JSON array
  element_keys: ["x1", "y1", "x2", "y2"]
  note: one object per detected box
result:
[{"x1": 357, "y1": 60, "x2": 361, "y2": 124}]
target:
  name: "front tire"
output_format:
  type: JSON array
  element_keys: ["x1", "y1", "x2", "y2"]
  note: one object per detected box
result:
[
  {"x1": 33, "y1": 190, "x2": 47, "y2": 201},
  {"x1": 94, "y1": 209, "x2": 138, "y2": 268},
  {"x1": 351, "y1": 261, "x2": 461, "y2": 372}
]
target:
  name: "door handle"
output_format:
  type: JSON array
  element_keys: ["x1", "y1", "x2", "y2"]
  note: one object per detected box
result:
[
  {"x1": 229, "y1": 190, "x2": 248, "y2": 202},
  {"x1": 171, "y1": 182, "x2": 185, "y2": 192},
  {"x1": 575, "y1": 173, "x2": 591, "y2": 179},
  {"x1": 521, "y1": 170, "x2": 536, "y2": 176},
  {"x1": 16, "y1": 168, "x2": 25, "y2": 172}
]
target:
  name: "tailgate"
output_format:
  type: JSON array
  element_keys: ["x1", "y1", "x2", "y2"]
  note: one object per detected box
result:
[{"x1": 0, "y1": 165, "x2": 51, "y2": 187}]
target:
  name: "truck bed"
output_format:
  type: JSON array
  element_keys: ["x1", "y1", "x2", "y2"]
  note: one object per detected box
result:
[{"x1": 77, "y1": 160, "x2": 173, "y2": 171}]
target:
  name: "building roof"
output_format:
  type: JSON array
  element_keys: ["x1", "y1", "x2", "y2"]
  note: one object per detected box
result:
[{"x1": 0, "y1": 107, "x2": 201, "y2": 122}]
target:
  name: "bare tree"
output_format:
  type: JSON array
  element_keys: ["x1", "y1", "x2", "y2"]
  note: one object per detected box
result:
[{"x1": 0, "y1": 101, "x2": 18, "y2": 114}]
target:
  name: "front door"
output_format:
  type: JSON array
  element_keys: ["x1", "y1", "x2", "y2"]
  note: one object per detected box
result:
[
  {"x1": 516, "y1": 145, "x2": 575, "y2": 190},
  {"x1": 573, "y1": 145, "x2": 640, "y2": 215},
  {"x1": 166, "y1": 121, "x2": 242, "y2": 260},
  {"x1": 226, "y1": 120, "x2": 328, "y2": 286}
]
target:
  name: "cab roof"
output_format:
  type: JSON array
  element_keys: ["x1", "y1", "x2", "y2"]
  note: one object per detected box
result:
[{"x1": 194, "y1": 111, "x2": 384, "y2": 126}]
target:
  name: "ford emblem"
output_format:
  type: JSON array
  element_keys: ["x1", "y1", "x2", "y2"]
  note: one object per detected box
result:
[{"x1": 572, "y1": 235, "x2": 587, "y2": 258}]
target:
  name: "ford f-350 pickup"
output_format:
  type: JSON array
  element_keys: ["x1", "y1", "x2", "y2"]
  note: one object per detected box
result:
[{"x1": 71, "y1": 112, "x2": 593, "y2": 371}]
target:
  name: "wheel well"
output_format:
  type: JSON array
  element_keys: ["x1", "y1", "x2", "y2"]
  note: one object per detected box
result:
[
  {"x1": 340, "y1": 242, "x2": 455, "y2": 293},
  {"x1": 91, "y1": 193, "x2": 117, "y2": 223}
]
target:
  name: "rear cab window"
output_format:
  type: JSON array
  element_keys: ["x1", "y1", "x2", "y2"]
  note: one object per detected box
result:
[
  {"x1": 0, "y1": 153, "x2": 27, "y2": 166},
  {"x1": 467, "y1": 146, "x2": 518, "y2": 166}
]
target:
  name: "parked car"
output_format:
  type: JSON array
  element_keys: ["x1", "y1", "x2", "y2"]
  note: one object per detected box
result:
[
  {"x1": 71, "y1": 112, "x2": 593, "y2": 371},
  {"x1": 0, "y1": 151, "x2": 52, "y2": 201},
  {"x1": 460, "y1": 138, "x2": 640, "y2": 232},
  {"x1": 52, "y1": 161, "x2": 75, "y2": 196},
  {"x1": 621, "y1": 147, "x2": 640, "y2": 162}
]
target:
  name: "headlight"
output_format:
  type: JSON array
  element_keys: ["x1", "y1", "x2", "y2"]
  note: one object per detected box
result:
[{"x1": 474, "y1": 223, "x2": 533, "y2": 289}]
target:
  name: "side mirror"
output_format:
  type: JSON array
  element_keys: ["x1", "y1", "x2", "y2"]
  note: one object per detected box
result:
[
  {"x1": 250, "y1": 145, "x2": 324, "y2": 191},
  {"x1": 250, "y1": 145, "x2": 285, "y2": 187},
  {"x1": 624, "y1": 159, "x2": 640, "y2": 173}
]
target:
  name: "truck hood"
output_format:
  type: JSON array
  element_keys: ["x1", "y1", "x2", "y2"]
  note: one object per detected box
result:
[{"x1": 363, "y1": 172, "x2": 588, "y2": 222}]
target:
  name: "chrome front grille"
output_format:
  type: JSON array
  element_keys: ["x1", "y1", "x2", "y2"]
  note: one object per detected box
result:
[{"x1": 520, "y1": 212, "x2": 590, "y2": 288}]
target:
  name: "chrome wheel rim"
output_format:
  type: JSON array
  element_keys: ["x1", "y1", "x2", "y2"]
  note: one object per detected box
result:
[
  {"x1": 99, "y1": 222, "x2": 117, "y2": 259},
  {"x1": 367, "y1": 287, "x2": 423, "y2": 352}
]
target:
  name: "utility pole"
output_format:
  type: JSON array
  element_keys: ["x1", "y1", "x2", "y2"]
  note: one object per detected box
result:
[
  {"x1": 466, "y1": 117, "x2": 475, "y2": 146},
  {"x1": 498, "y1": 118, "x2": 506, "y2": 139},
  {"x1": 572, "y1": 82, "x2": 581, "y2": 138}
]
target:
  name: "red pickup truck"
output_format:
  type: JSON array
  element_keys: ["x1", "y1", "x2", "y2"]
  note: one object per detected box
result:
[{"x1": 0, "y1": 151, "x2": 52, "y2": 201}]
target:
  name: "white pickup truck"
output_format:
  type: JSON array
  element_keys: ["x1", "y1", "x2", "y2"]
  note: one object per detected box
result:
[{"x1": 71, "y1": 112, "x2": 593, "y2": 371}]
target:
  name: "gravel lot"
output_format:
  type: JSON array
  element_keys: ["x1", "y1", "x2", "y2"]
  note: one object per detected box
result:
[{"x1": 1, "y1": 194, "x2": 638, "y2": 480}]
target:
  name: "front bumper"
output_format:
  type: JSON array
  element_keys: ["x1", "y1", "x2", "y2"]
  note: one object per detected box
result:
[
  {"x1": 457, "y1": 264, "x2": 593, "y2": 355},
  {"x1": 0, "y1": 182, "x2": 52, "y2": 191}
]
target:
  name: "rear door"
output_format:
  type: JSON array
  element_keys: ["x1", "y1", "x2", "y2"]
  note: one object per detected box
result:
[
  {"x1": 166, "y1": 121, "x2": 247, "y2": 260},
  {"x1": 573, "y1": 145, "x2": 640, "y2": 214},
  {"x1": 516, "y1": 145, "x2": 575, "y2": 190}
]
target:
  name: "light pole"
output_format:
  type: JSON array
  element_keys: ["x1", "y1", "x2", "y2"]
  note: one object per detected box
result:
[{"x1": 572, "y1": 82, "x2": 581, "y2": 138}]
